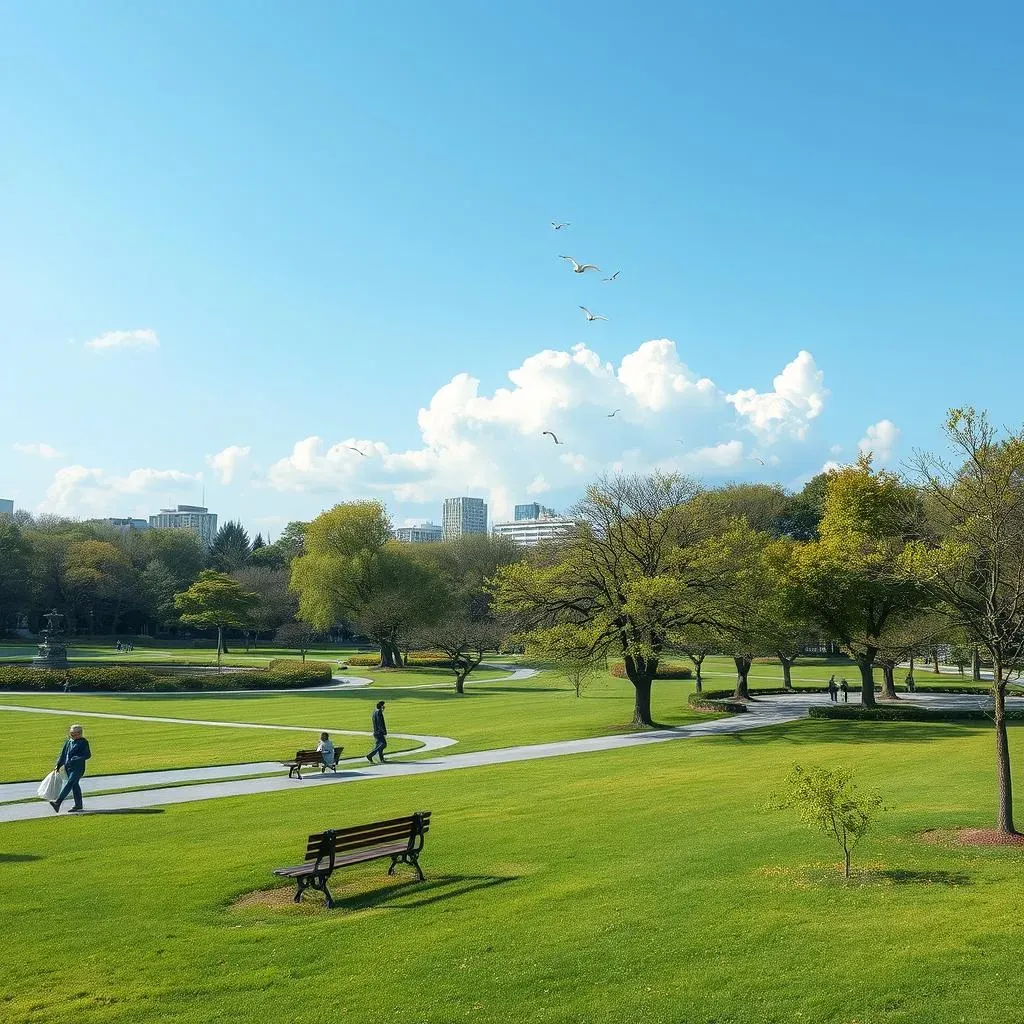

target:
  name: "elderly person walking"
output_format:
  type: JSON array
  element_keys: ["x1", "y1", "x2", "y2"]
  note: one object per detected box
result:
[
  {"x1": 50, "y1": 724, "x2": 91, "y2": 813},
  {"x1": 367, "y1": 700, "x2": 388, "y2": 764}
]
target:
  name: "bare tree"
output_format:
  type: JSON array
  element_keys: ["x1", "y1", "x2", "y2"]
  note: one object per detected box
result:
[{"x1": 414, "y1": 617, "x2": 505, "y2": 694}]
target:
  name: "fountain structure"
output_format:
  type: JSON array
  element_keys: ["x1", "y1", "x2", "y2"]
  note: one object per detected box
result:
[{"x1": 31, "y1": 609, "x2": 70, "y2": 669}]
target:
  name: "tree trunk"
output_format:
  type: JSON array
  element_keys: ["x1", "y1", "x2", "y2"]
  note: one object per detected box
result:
[
  {"x1": 732, "y1": 655, "x2": 752, "y2": 700},
  {"x1": 692, "y1": 656, "x2": 703, "y2": 694},
  {"x1": 992, "y1": 656, "x2": 1017, "y2": 834},
  {"x1": 454, "y1": 669, "x2": 467, "y2": 695},
  {"x1": 879, "y1": 663, "x2": 898, "y2": 700},
  {"x1": 300, "y1": 649, "x2": 306, "y2": 662},
  {"x1": 931, "y1": 646, "x2": 941, "y2": 673},
  {"x1": 973, "y1": 647, "x2": 982, "y2": 681},
  {"x1": 779, "y1": 656, "x2": 794, "y2": 691},
  {"x1": 379, "y1": 643, "x2": 396, "y2": 668},
  {"x1": 857, "y1": 657, "x2": 876, "y2": 708},
  {"x1": 216, "y1": 624, "x2": 223, "y2": 672},
  {"x1": 393, "y1": 645, "x2": 404, "y2": 668}
]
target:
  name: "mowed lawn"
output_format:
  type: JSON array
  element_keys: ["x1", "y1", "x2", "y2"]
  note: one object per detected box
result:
[{"x1": 2, "y1": 718, "x2": 1024, "y2": 1023}]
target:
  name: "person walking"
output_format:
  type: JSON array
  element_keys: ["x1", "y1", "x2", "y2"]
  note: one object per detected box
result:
[
  {"x1": 367, "y1": 700, "x2": 388, "y2": 763},
  {"x1": 317, "y1": 732, "x2": 336, "y2": 771},
  {"x1": 839, "y1": 678, "x2": 849, "y2": 703},
  {"x1": 906, "y1": 671, "x2": 916, "y2": 693},
  {"x1": 827, "y1": 677, "x2": 838, "y2": 702},
  {"x1": 50, "y1": 724, "x2": 91, "y2": 813}
]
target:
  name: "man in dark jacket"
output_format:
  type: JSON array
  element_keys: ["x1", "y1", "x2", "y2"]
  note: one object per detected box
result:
[
  {"x1": 51, "y1": 724, "x2": 91, "y2": 813},
  {"x1": 367, "y1": 700, "x2": 388, "y2": 763}
]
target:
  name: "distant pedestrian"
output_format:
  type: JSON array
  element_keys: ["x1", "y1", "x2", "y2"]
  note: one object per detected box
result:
[
  {"x1": 827, "y1": 677, "x2": 839, "y2": 703},
  {"x1": 317, "y1": 732, "x2": 336, "y2": 770},
  {"x1": 906, "y1": 671, "x2": 916, "y2": 693},
  {"x1": 367, "y1": 700, "x2": 388, "y2": 763},
  {"x1": 839, "y1": 678, "x2": 849, "y2": 702},
  {"x1": 62, "y1": 672, "x2": 72, "y2": 694},
  {"x1": 115, "y1": 641, "x2": 122, "y2": 653},
  {"x1": 50, "y1": 724, "x2": 91, "y2": 814}
]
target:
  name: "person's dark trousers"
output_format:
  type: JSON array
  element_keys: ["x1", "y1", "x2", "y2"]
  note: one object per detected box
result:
[
  {"x1": 55, "y1": 769, "x2": 84, "y2": 810},
  {"x1": 368, "y1": 737, "x2": 387, "y2": 761},
  {"x1": 842, "y1": 692, "x2": 848, "y2": 702}
]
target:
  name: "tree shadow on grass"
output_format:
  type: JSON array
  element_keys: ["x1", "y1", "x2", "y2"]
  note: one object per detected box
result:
[
  {"x1": 722, "y1": 719, "x2": 985, "y2": 747},
  {"x1": 876, "y1": 868, "x2": 972, "y2": 886},
  {"x1": 329, "y1": 873, "x2": 518, "y2": 912},
  {"x1": 0, "y1": 853, "x2": 42, "y2": 862}
]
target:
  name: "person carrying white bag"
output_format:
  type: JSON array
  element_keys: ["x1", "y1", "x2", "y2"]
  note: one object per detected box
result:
[
  {"x1": 37, "y1": 766, "x2": 66, "y2": 803},
  {"x1": 47, "y1": 724, "x2": 92, "y2": 813}
]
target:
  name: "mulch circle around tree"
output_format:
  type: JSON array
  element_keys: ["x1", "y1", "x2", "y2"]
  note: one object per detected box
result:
[{"x1": 920, "y1": 827, "x2": 1024, "y2": 847}]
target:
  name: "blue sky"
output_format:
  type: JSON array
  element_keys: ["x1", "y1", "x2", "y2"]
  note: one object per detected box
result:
[{"x1": 3, "y1": 2, "x2": 1024, "y2": 535}]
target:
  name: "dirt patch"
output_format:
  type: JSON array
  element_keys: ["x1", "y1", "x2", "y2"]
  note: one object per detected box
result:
[
  {"x1": 231, "y1": 886, "x2": 317, "y2": 911},
  {"x1": 920, "y1": 827, "x2": 1024, "y2": 847}
]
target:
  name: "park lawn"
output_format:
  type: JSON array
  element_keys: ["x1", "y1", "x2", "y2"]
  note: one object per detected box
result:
[
  {"x1": 0, "y1": 711, "x2": 420, "y2": 783},
  {"x1": 352, "y1": 664, "x2": 509, "y2": 686},
  {"x1": 0, "y1": 669, "x2": 716, "y2": 757},
  {"x1": 2, "y1": 718, "x2": 1024, "y2": 1023},
  {"x1": 0, "y1": 642, "x2": 360, "y2": 668}
]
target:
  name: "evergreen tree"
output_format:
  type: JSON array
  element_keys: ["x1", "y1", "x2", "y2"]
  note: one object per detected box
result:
[{"x1": 209, "y1": 521, "x2": 251, "y2": 572}]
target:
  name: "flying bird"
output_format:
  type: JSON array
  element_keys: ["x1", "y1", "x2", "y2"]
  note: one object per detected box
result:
[
  {"x1": 579, "y1": 306, "x2": 608, "y2": 322},
  {"x1": 750, "y1": 456, "x2": 766, "y2": 466},
  {"x1": 346, "y1": 446, "x2": 367, "y2": 457},
  {"x1": 608, "y1": 409, "x2": 621, "y2": 418},
  {"x1": 542, "y1": 431, "x2": 563, "y2": 445},
  {"x1": 551, "y1": 221, "x2": 570, "y2": 230},
  {"x1": 602, "y1": 271, "x2": 620, "y2": 282},
  {"x1": 560, "y1": 256, "x2": 600, "y2": 274}
]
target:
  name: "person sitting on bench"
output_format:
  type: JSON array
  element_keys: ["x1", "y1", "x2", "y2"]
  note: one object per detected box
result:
[{"x1": 316, "y1": 732, "x2": 336, "y2": 769}]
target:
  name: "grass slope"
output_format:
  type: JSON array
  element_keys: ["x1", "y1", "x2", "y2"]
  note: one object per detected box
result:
[{"x1": 2, "y1": 719, "x2": 1023, "y2": 1023}]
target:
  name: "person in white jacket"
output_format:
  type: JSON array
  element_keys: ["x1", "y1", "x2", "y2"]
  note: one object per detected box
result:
[{"x1": 316, "y1": 732, "x2": 336, "y2": 770}]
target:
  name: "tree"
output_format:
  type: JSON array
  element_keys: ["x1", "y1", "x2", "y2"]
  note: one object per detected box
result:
[
  {"x1": 908, "y1": 408, "x2": 1024, "y2": 834},
  {"x1": 674, "y1": 624, "x2": 717, "y2": 694},
  {"x1": 143, "y1": 528, "x2": 205, "y2": 587},
  {"x1": 252, "y1": 533, "x2": 265, "y2": 551},
  {"x1": 775, "y1": 458, "x2": 929, "y2": 708},
  {"x1": 0, "y1": 519, "x2": 30, "y2": 631},
  {"x1": 274, "y1": 620, "x2": 322, "y2": 662},
  {"x1": 701, "y1": 483, "x2": 790, "y2": 536},
  {"x1": 414, "y1": 533, "x2": 523, "y2": 620},
  {"x1": 140, "y1": 559, "x2": 182, "y2": 630},
  {"x1": 209, "y1": 521, "x2": 251, "y2": 572},
  {"x1": 61, "y1": 539, "x2": 135, "y2": 634},
  {"x1": 777, "y1": 472, "x2": 831, "y2": 541},
  {"x1": 492, "y1": 473, "x2": 732, "y2": 726},
  {"x1": 414, "y1": 616, "x2": 506, "y2": 694},
  {"x1": 768, "y1": 764, "x2": 886, "y2": 878},
  {"x1": 174, "y1": 570, "x2": 258, "y2": 669},
  {"x1": 526, "y1": 623, "x2": 605, "y2": 697},
  {"x1": 231, "y1": 567, "x2": 296, "y2": 647}
]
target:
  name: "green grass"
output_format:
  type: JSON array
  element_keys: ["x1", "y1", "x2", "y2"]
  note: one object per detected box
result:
[{"x1": 2, "y1": 717, "x2": 1024, "y2": 1023}]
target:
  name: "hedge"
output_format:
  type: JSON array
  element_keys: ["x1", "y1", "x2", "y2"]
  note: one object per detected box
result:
[
  {"x1": 610, "y1": 662, "x2": 693, "y2": 680},
  {"x1": 808, "y1": 704, "x2": 1024, "y2": 723},
  {"x1": 0, "y1": 663, "x2": 332, "y2": 692},
  {"x1": 347, "y1": 653, "x2": 457, "y2": 669},
  {"x1": 267, "y1": 658, "x2": 334, "y2": 673}
]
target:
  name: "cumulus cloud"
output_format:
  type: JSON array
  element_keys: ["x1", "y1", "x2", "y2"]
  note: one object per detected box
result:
[
  {"x1": 265, "y1": 338, "x2": 832, "y2": 521},
  {"x1": 726, "y1": 350, "x2": 828, "y2": 442},
  {"x1": 13, "y1": 442, "x2": 63, "y2": 459},
  {"x1": 39, "y1": 465, "x2": 199, "y2": 516},
  {"x1": 86, "y1": 328, "x2": 160, "y2": 351},
  {"x1": 858, "y1": 419, "x2": 901, "y2": 464},
  {"x1": 206, "y1": 445, "x2": 251, "y2": 484}
]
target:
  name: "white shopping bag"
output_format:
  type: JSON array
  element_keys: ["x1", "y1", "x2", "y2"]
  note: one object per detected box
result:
[{"x1": 37, "y1": 769, "x2": 66, "y2": 802}]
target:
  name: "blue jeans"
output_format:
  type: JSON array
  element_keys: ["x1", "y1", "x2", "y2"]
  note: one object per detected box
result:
[
  {"x1": 369, "y1": 736, "x2": 387, "y2": 761},
  {"x1": 55, "y1": 769, "x2": 84, "y2": 809}
]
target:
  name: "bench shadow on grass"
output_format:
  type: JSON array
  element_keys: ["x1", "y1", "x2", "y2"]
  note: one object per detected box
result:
[
  {"x1": 877, "y1": 868, "x2": 972, "y2": 886},
  {"x1": 0, "y1": 853, "x2": 42, "y2": 862},
  {"x1": 329, "y1": 873, "x2": 518, "y2": 912}
]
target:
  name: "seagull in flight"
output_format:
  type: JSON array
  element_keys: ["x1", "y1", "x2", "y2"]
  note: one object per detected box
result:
[
  {"x1": 579, "y1": 306, "x2": 608, "y2": 322},
  {"x1": 560, "y1": 256, "x2": 600, "y2": 274},
  {"x1": 602, "y1": 271, "x2": 620, "y2": 282},
  {"x1": 346, "y1": 446, "x2": 368, "y2": 457},
  {"x1": 542, "y1": 431, "x2": 563, "y2": 445},
  {"x1": 551, "y1": 221, "x2": 570, "y2": 230},
  {"x1": 607, "y1": 409, "x2": 620, "y2": 418},
  {"x1": 750, "y1": 455, "x2": 766, "y2": 466}
]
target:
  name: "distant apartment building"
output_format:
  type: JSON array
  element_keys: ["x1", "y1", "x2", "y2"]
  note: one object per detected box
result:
[
  {"x1": 394, "y1": 522, "x2": 443, "y2": 544},
  {"x1": 442, "y1": 497, "x2": 488, "y2": 541},
  {"x1": 514, "y1": 502, "x2": 556, "y2": 521},
  {"x1": 149, "y1": 504, "x2": 218, "y2": 549},
  {"x1": 492, "y1": 514, "x2": 573, "y2": 547},
  {"x1": 101, "y1": 517, "x2": 150, "y2": 532},
  {"x1": 0, "y1": 498, "x2": 13, "y2": 518}
]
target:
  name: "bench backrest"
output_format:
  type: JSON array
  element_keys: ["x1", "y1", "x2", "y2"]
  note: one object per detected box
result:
[
  {"x1": 294, "y1": 750, "x2": 324, "y2": 762},
  {"x1": 304, "y1": 812, "x2": 431, "y2": 869}
]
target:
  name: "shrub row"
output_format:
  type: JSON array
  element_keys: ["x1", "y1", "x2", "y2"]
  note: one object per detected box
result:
[
  {"x1": 346, "y1": 653, "x2": 455, "y2": 669},
  {"x1": 267, "y1": 658, "x2": 334, "y2": 673},
  {"x1": 0, "y1": 663, "x2": 332, "y2": 692},
  {"x1": 610, "y1": 662, "x2": 693, "y2": 680},
  {"x1": 808, "y1": 705, "x2": 1024, "y2": 723}
]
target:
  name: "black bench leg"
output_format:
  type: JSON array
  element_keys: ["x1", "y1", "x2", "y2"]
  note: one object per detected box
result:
[
  {"x1": 293, "y1": 877, "x2": 309, "y2": 903},
  {"x1": 409, "y1": 852, "x2": 424, "y2": 882},
  {"x1": 389, "y1": 852, "x2": 425, "y2": 882}
]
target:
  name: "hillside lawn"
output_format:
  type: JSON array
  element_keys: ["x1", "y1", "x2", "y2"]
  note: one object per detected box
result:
[{"x1": 3, "y1": 713, "x2": 1024, "y2": 1023}]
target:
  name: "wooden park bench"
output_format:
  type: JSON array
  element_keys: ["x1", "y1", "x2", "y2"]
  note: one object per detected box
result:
[
  {"x1": 281, "y1": 747, "x2": 344, "y2": 779},
  {"x1": 272, "y1": 811, "x2": 432, "y2": 907}
]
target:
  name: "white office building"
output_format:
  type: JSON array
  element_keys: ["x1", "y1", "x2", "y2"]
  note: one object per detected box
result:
[
  {"x1": 394, "y1": 522, "x2": 443, "y2": 543},
  {"x1": 102, "y1": 517, "x2": 150, "y2": 532},
  {"x1": 442, "y1": 497, "x2": 488, "y2": 541},
  {"x1": 149, "y1": 504, "x2": 218, "y2": 549},
  {"x1": 492, "y1": 514, "x2": 574, "y2": 547},
  {"x1": 0, "y1": 498, "x2": 13, "y2": 518}
]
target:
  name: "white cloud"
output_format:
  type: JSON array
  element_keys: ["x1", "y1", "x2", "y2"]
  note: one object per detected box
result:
[
  {"x1": 39, "y1": 465, "x2": 199, "y2": 516},
  {"x1": 13, "y1": 442, "x2": 63, "y2": 460},
  {"x1": 820, "y1": 460, "x2": 842, "y2": 474},
  {"x1": 266, "y1": 338, "x2": 831, "y2": 522},
  {"x1": 85, "y1": 328, "x2": 160, "y2": 352},
  {"x1": 858, "y1": 419, "x2": 901, "y2": 464},
  {"x1": 206, "y1": 445, "x2": 251, "y2": 484},
  {"x1": 727, "y1": 350, "x2": 828, "y2": 442}
]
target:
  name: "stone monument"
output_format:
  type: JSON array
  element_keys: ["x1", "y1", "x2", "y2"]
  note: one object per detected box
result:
[{"x1": 31, "y1": 609, "x2": 70, "y2": 669}]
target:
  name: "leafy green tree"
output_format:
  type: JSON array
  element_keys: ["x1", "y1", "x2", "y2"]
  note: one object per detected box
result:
[
  {"x1": 775, "y1": 458, "x2": 929, "y2": 708},
  {"x1": 0, "y1": 519, "x2": 30, "y2": 631},
  {"x1": 140, "y1": 559, "x2": 182, "y2": 630},
  {"x1": 414, "y1": 532, "x2": 523, "y2": 619},
  {"x1": 232, "y1": 567, "x2": 296, "y2": 646},
  {"x1": 673, "y1": 624, "x2": 718, "y2": 694},
  {"x1": 174, "y1": 570, "x2": 258, "y2": 668},
  {"x1": 492, "y1": 473, "x2": 732, "y2": 726},
  {"x1": 252, "y1": 533, "x2": 265, "y2": 551},
  {"x1": 273, "y1": 620, "x2": 323, "y2": 662},
  {"x1": 142, "y1": 528, "x2": 205, "y2": 587},
  {"x1": 769, "y1": 764, "x2": 886, "y2": 878},
  {"x1": 210, "y1": 521, "x2": 251, "y2": 572},
  {"x1": 702, "y1": 483, "x2": 790, "y2": 536},
  {"x1": 61, "y1": 539, "x2": 135, "y2": 634},
  {"x1": 908, "y1": 408, "x2": 1024, "y2": 834},
  {"x1": 414, "y1": 616, "x2": 506, "y2": 693},
  {"x1": 777, "y1": 472, "x2": 831, "y2": 541}
]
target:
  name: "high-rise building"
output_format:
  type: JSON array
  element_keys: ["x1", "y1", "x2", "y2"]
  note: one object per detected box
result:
[
  {"x1": 101, "y1": 517, "x2": 150, "y2": 532},
  {"x1": 149, "y1": 504, "x2": 218, "y2": 549},
  {"x1": 492, "y1": 515, "x2": 573, "y2": 547},
  {"x1": 394, "y1": 522, "x2": 443, "y2": 544},
  {"x1": 515, "y1": 502, "x2": 556, "y2": 521},
  {"x1": 0, "y1": 498, "x2": 13, "y2": 518},
  {"x1": 442, "y1": 497, "x2": 488, "y2": 541}
]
